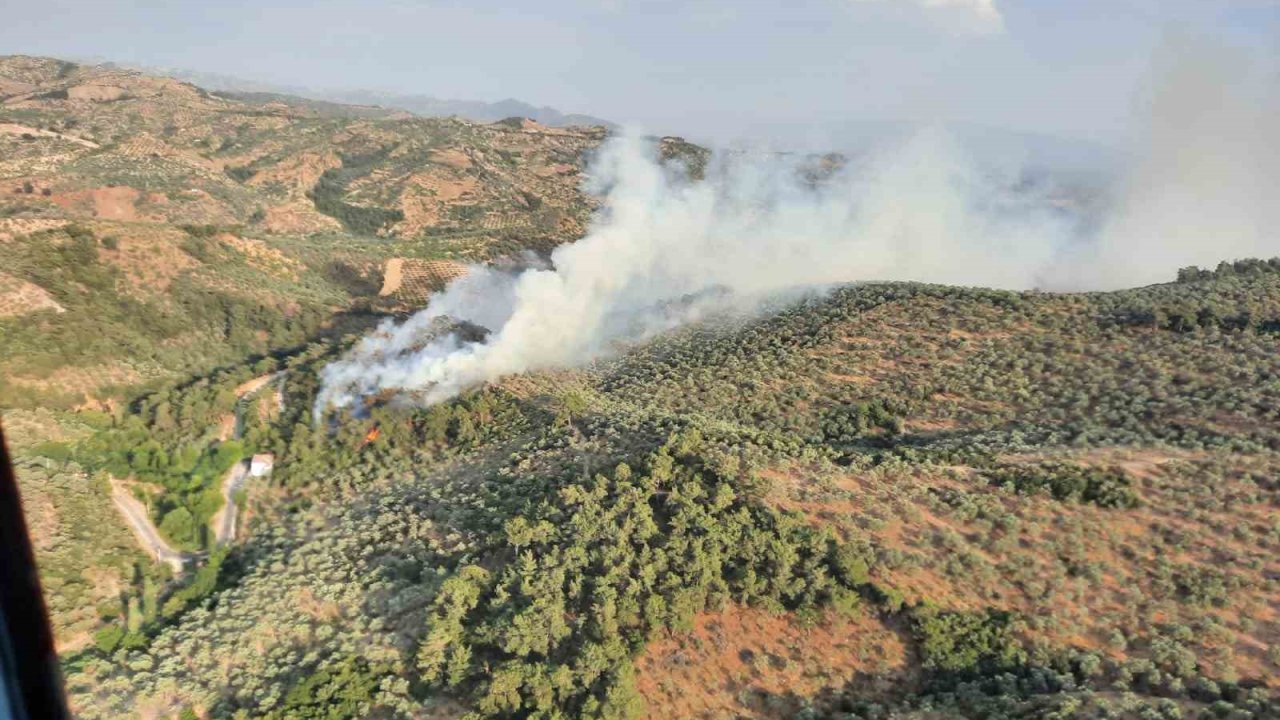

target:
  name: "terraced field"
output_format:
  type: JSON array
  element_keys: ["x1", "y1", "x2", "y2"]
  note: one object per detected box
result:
[{"x1": 379, "y1": 257, "x2": 470, "y2": 304}]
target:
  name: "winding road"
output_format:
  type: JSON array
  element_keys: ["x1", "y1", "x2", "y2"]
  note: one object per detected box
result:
[
  {"x1": 211, "y1": 371, "x2": 284, "y2": 546},
  {"x1": 210, "y1": 460, "x2": 249, "y2": 545},
  {"x1": 111, "y1": 371, "x2": 286, "y2": 569},
  {"x1": 109, "y1": 477, "x2": 196, "y2": 573}
]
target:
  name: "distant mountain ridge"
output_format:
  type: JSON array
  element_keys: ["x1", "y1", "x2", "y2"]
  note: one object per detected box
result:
[
  {"x1": 321, "y1": 89, "x2": 615, "y2": 128},
  {"x1": 116, "y1": 63, "x2": 614, "y2": 128}
]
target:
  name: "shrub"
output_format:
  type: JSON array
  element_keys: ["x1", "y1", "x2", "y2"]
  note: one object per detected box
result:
[
  {"x1": 224, "y1": 165, "x2": 256, "y2": 182},
  {"x1": 93, "y1": 625, "x2": 125, "y2": 654},
  {"x1": 158, "y1": 507, "x2": 197, "y2": 548},
  {"x1": 983, "y1": 463, "x2": 1139, "y2": 508},
  {"x1": 910, "y1": 606, "x2": 1025, "y2": 673},
  {"x1": 829, "y1": 542, "x2": 871, "y2": 587}
]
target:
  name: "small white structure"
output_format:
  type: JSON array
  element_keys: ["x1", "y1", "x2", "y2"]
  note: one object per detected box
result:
[{"x1": 249, "y1": 453, "x2": 275, "y2": 477}]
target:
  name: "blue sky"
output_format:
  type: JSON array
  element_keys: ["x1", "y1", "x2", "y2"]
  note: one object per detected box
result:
[{"x1": 2, "y1": 0, "x2": 1276, "y2": 145}]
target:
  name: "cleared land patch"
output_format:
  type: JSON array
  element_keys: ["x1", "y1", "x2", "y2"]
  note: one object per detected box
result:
[{"x1": 0, "y1": 271, "x2": 64, "y2": 316}]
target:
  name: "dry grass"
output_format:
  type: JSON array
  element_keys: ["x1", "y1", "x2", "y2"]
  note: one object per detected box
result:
[
  {"x1": 95, "y1": 223, "x2": 199, "y2": 293},
  {"x1": 0, "y1": 270, "x2": 64, "y2": 316},
  {"x1": 217, "y1": 233, "x2": 302, "y2": 278},
  {"x1": 635, "y1": 603, "x2": 908, "y2": 719},
  {"x1": 763, "y1": 450, "x2": 1280, "y2": 688}
]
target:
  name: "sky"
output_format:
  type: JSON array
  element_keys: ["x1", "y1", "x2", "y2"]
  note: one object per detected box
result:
[{"x1": 2, "y1": 0, "x2": 1277, "y2": 146}]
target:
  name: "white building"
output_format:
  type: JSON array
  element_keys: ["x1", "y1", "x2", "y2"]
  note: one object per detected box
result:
[{"x1": 249, "y1": 453, "x2": 275, "y2": 477}]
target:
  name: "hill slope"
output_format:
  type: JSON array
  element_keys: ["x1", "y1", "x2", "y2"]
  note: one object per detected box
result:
[
  {"x1": 0, "y1": 55, "x2": 616, "y2": 667},
  {"x1": 3, "y1": 54, "x2": 1279, "y2": 720},
  {"x1": 0, "y1": 54, "x2": 617, "y2": 410},
  {"x1": 61, "y1": 263, "x2": 1280, "y2": 719},
  {"x1": 0, "y1": 54, "x2": 604, "y2": 245}
]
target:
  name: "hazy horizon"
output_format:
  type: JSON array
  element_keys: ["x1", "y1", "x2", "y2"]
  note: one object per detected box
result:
[{"x1": 4, "y1": 1, "x2": 1278, "y2": 148}]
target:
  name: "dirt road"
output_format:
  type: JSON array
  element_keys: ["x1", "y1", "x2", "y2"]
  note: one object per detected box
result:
[
  {"x1": 211, "y1": 371, "x2": 284, "y2": 544},
  {"x1": 210, "y1": 460, "x2": 249, "y2": 545},
  {"x1": 110, "y1": 371, "x2": 285, "y2": 566},
  {"x1": 108, "y1": 477, "x2": 194, "y2": 573},
  {"x1": 0, "y1": 122, "x2": 100, "y2": 148}
]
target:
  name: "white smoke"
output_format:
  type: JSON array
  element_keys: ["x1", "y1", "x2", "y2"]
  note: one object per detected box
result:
[
  {"x1": 316, "y1": 129, "x2": 1069, "y2": 414},
  {"x1": 1059, "y1": 37, "x2": 1280, "y2": 289},
  {"x1": 316, "y1": 36, "x2": 1278, "y2": 414}
]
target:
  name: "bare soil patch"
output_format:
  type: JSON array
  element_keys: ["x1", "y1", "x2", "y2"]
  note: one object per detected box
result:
[
  {"x1": 0, "y1": 271, "x2": 64, "y2": 316},
  {"x1": 66, "y1": 83, "x2": 127, "y2": 102},
  {"x1": 381, "y1": 258, "x2": 468, "y2": 303},
  {"x1": 261, "y1": 200, "x2": 343, "y2": 234},
  {"x1": 635, "y1": 604, "x2": 908, "y2": 719}
]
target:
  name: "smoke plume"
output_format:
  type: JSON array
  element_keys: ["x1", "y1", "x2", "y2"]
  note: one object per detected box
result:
[
  {"x1": 1063, "y1": 37, "x2": 1280, "y2": 289},
  {"x1": 317, "y1": 36, "x2": 1278, "y2": 414}
]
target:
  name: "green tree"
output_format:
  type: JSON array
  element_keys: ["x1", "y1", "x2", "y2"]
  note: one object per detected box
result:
[{"x1": 158, "y1": 507, "x2": 197, "y2": 547}]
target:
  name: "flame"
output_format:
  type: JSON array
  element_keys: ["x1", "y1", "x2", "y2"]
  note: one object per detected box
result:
[{"x1": 361, "y1": 426, "x2": 381, "y2": 446}]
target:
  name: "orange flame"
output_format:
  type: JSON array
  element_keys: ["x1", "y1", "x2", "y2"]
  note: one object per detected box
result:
[{"x1": 361, "y1": 426, "x2": 381, "y2": 446}]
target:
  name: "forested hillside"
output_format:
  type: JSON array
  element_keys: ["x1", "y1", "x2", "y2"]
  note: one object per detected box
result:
[
  {"x1": 3, "y1": 56, "x2": 1279, "y2": 720},
  {"x1": 57, "y1": 264, "x2": 1280, "y2": 720}
]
